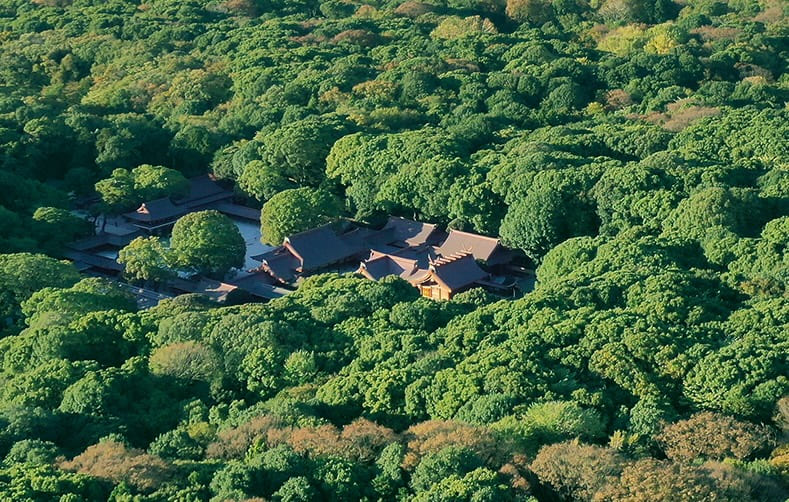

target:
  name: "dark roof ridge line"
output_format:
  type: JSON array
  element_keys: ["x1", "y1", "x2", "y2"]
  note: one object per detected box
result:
[{"x1": 283, "y1": 221, "x2": 336, "y2": 241}]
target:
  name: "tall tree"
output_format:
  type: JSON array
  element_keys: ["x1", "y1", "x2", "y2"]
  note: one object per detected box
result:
[
  {"x1": 170, "y1": 210, "x2": 245, "y2": 277},
  {"x1": 118, "y1": 236, "x2": 175, "y2": 283},
  {"x1": 260, "y1": 188, "x2": 341, "y2": 245}
]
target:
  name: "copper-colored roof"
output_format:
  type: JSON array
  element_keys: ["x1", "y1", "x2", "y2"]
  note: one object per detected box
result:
[
  {"x1": 255, "y1": 219, "x2": 515, "y2": 288},
  {"x1": 358, "y1": 250, "x2": 428, "y2": 283},
  {"x1": 436, "y1": 229, "x2": 507, "y2": 264},
  {"x1": 420, "y1": 252, "x2": 489, "y2": 292},
  {"x1": 380, "y1": 217, "x2": 439, "y2": 247}
]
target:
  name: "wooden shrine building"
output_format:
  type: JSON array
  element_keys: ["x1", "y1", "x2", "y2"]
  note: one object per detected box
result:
[{"x1": 123, "y1": 175, "x2": 233, "y2": 232}]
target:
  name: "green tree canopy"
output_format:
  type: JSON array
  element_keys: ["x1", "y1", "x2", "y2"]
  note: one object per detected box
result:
[
  {"x1": 260, "y1": 188, "x2": 341, "y2": 245},
  {"x1": 0, "y1": 253, "x2": 80, "y2": 328},
  {"x1": 170, "y1": 210, "x2": 245, "y2": 277},
  {"x1": 118, "y1": 236, "x2": 174, "y2": 283},
  {"x1": 95, "y1": 165, "x2": 189, "y2": 213}
]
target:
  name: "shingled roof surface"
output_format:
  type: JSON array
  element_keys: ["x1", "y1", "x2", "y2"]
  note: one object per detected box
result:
[
  {"x1": 177, "y1": 175, "x2": 230, "y2": 205},
  {"x1": 380, "y1": 217, "x2": 439, "y2": 247},
  {"x1": 124, "y1": 175, "x2": 232, "y2": 223},
  {"x1": 255, "y1": 218, "x2": 515, "y2": 289},
  {"x1": 286, "y1": 224, "x2": 373, "y2": 271},
  {"x1": 428, "y1": 253, "x2": 489, "y2": 291},
  {"x1": 359, "y1": 251, "x2": 427, "y2": 282},
  {"x1": 260, "y1": 248, "x2": 300, "y2": 283},
  {"x1": 436, "y1": 229, "x2": 505, "y2": 263},
  {"x1": 124, "y1": 197, "x2": 182, "y2": 222}
]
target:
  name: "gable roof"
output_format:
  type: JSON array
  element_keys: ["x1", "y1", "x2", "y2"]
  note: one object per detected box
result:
[
  {"x1": 214, "y1": 202, "x2": 260, "y2": 221},
  {"x1": 253, "y1": 219, "x2": 516, "y2": 289},
  {"x1": 380, "y1": 217, "x2": 440, "y2": 247},
  {"x1": 358, "y1": 250, "x2": 428, "y2": 283},
  {"x1": 177, "y1": 175, "x2": 232, "y2": 206},
  {"x1": 195, "y1": 278, "x2": 238, "y2": 302},
  {"x1": 124, "y1": 175, "x2": 232, "y2": 223},
  {"x1": 124, "y1": 197, "x2": 182, "y2": 222},
  {"x1": 436, "y1": 229, "x2": 506, "y2": 263},
  {"x1": 285, "y1": 223, "x2": 371, "y2": 271},
  {"x1": 418, "y1": 252, "x2": 488, "y2": 292},
  {"x1": 258, "y1": 247, "x2": 301, "y2": 283},
  {"x1": 228, "y1": 272, "x2": 290, "y2": 299}
]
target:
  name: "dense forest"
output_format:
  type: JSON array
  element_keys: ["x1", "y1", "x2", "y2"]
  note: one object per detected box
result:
[{"x1": 0, "y1": 0, "x2": 787, "y2": 500}]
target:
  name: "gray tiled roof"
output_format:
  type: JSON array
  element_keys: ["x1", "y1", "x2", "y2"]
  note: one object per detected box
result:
[
  {"x1": 124, "y1": 175, "x2": 232, "y2": 223},
  {"x1": 286, "y1": 224, "x2": 365, "y2": 271},
  {"x1": 177, "y1": 175, "x2": 230, "y2": 205},
  {"x1": 124, "y1": 197, "x2": 182, "y2": 222},
  {"x1": 257, "y1": 247, "x2": 300, "y2": 282}
]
